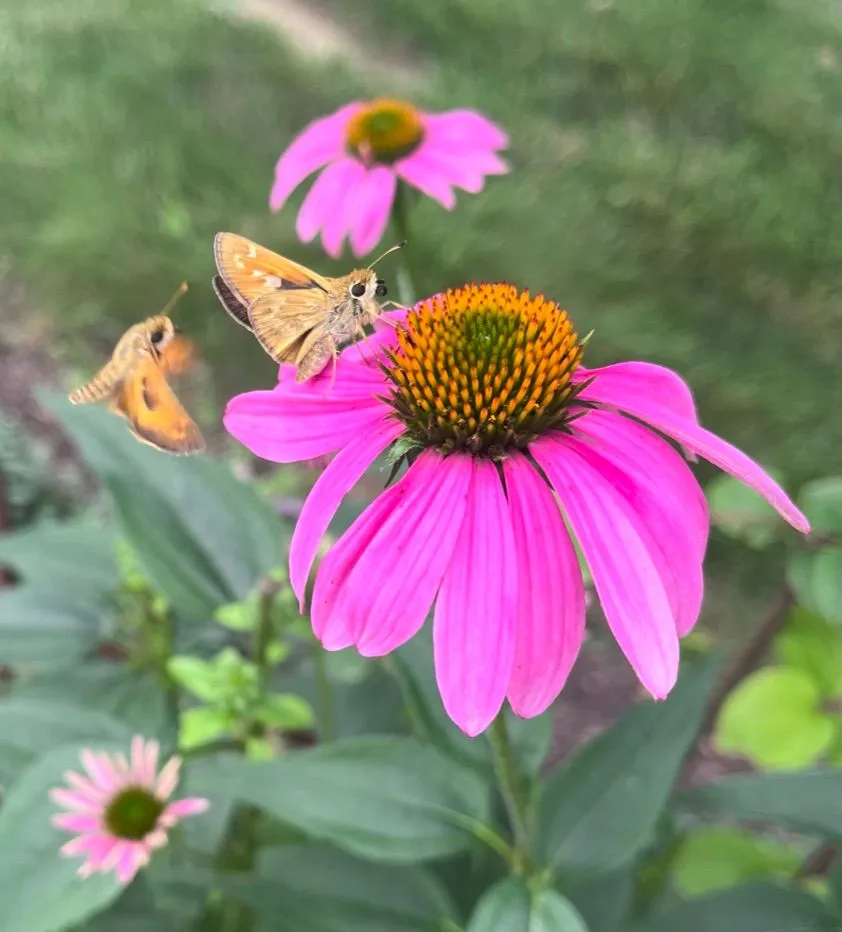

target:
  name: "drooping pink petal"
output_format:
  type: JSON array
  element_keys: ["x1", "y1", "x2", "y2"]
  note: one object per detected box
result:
[
  {"x1": 51, "y1": 812, "x2": 101, "y2": 833},
  {"x1": 161, "y1": 798, "x2": 210, "y2": 822},
  {"x1": 49, "y1": 788, "x2": 102, "y2": 813},
  {"x1": 573, "y1": 410, "x2": 707, "y2": 635},
  {"x1": 60, "y1": 832, "x2": 110, "y2": 858},
  {"x1": 503, "y1": 452, "x2": 586, "y2": 718},
  {"x1": 579, "y1": 375, "x2": 810, "y2": 533},
  {"x1": 433, "y1": 459, "x2": 517, "y2": 737},
  {"x1": 115, "y1": 844, "x2": 143, "y2": 884},
  {"x1": 322, "y1": 159, "x2": 369, "y2": 259},
  {"x1": 533, "y1": 437, "x2": 680, "y2": 699},
  {"x1": 296, "y1": 156, "x2": 364, "y2": 247},
  {"x1": 352, "y1": 453, "x2": 473, "y2": 656},
  {"x1": 348, "y1": 165, "x2": 398, "y2": 256},
  {"x1": 407, "y1": 146, "x2": 509, "y2": 193},
  {"x1": 573, "y1": 361, "x2": 699, "y2": 423},
  {"x1": 290, "y1": 418, "x2": 403, "y2": 607},
  {"x1": 394, "y1": 152, "x2": 456, "y2": 209},
  {"x1": 270, "y1": 103, "x2": 361, "y2": 212},
  {"x1": 224, "y1": 390, "x2": 388, "y2": 464},
  {"x1": 421, "y1": 110, "x2": 510, "y2": 151}
]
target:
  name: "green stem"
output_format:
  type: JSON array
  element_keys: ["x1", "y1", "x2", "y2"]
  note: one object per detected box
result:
[
  {"x1": 312, "y1": 642, "x2": 335, "y2": 742},
  {"x1": 487, "y1": 714, "x2": 534, "y2": 876},
  {"x1": 392, "y1": 183, "x2": 417, "y2": 306},
  {"x1": 254, "y1": 578, "x2": 277, "y2": 690}
]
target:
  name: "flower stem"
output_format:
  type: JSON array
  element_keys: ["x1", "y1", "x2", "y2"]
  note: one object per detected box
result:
[
  {"x1": 312, "y1": 642, "x2": 335, "y2": 742},
  {"x1": 487, "y1": 713, "x2": 534, "y2": 876},
  {"x1": 392, "y1": 182, "x2": 417, "y2": 307}
]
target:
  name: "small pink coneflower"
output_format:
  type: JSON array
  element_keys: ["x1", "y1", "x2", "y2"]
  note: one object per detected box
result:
[
  {"x1": 269, "y1": 99, "x2": 508, "y2": 258},
  {"x1": 50, "y1": 737, "x2": 208, "y2": 883},
  {"x1": 225, "y1": 284, "x2": 810, "y2": 737}
]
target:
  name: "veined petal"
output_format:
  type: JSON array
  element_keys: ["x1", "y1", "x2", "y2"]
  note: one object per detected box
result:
[
  {"x1": 270, "y1": 103, "x2": 361, "y2": 212},
  {"x1": 503, "y1": 452, "x2": 585, "y2": 718},
  {"x1": 322, "y1": 159, "x2": 369, "y2": 259},
  {"x1": 348, "y1": 166, "x2": 397, "y2": 256},
  {"x1": 579, "y1": 375, "x2": 810, "y2": 533},
  {"x1": 395, "y1": 153, "x2": 456, "y2": 209},
  {"x1": 573, "y1": 411, "x2": 707, "y2": 635},
  {"x1": 224, "y1": 390, "x2": 388, "y2": 463},
  {"x1": 296, "y1": 156, "x2": 363, "y2": 246},
  {"x1": 533, "y1": 437, "x2": 680, "y2": 699},
  {"x1": 421, "y1": 110, "x2": 510, "y2": 151},
  {"x1": 290, "y1": 417, "x2": 403, "y2": 607},
  {"x1": 574, "y1": 361, "x2": 699, "y2": 423},
  {"x1": 352, "y1": 453, "x2": 473, "y2": 656},
  {"x1": 433, "y1": 459, "x2": 517, "y2": 736}
]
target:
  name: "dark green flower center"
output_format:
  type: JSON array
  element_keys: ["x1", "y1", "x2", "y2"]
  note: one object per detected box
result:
[
  {"x1": 346, "y1": 99, "x2": 425, "y2": 164},
  {"x1": 104, "y1": 787, "x2": 164, "y2": 840}
]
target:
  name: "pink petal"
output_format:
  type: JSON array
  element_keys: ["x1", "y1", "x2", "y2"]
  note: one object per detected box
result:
[
  {"x1": 270, "y1": 103, "x2": 361, "y2": 212},
  {"x1": 352, "y1": 453, "x2": 473, "y2": 656},
  {"x1": 579, "y1": 374, "x2": 810, "y2": 533},
  {"x1": 50, "y1": 788, "x2": 102, "y2": 813},
  {"x1": 322, "y1": 159, "x2": 369, "y2": 259},
  {"x1": 503, "y1": 452, "x2": 585, "y2": 718},
  {"x1": 81, "y1": 750, "x2": 122, "y2": 793},
  {"x1": 348, "y1": 165, "x2": 397, "y2": 256},
  {"x1": 115, "y1": 844, "x2": 143, "y2": 884},
  {"x1": 290, "y1": 418, "x2": 403, "y2": 607},
  {"x1": 574, "y1": 361, "x2": 699, "y2": 423},
  {"x1": 574, "y1": 411, "x2": 707, "y2": 635},
  {"x1": 296, "y1": 156, "x2": 364, "y2": 248},
  {"x1": 61, "y1": 832, "x2": 112, "y2": 858},
  {"x1": 224, "y1": 390, "x2": 389, "y2": 464},
  {"x1": 406, "y1": 146, "x2": 508, "y2": 194},
  {"x1": 533, "y1": 437, "x2": 680, "y2": 699},
  {"x1": 395, "y1": 153, "x2": 456, "y2": 209},
  {"x1": 155, "y1": 756, "x2": 181, "y2": 800},
  {"x1": 63, "y1": 770, "x2": 106, "y2": 800},
  {"x1": 52, "y1": 812, "x2": 102, "y2": 833},
  {"x1": 161, "y1": 797, "x2": 210, "y2": 822},
  {"x1": 144, "y1": 739, "x2": 160, "y2": 787},
  {"x1": 433, "y1": 459, "x2": 517, "y2": 737},
  {"x1": 421, "y1": 110, "x2": 509, "y2": 151}
]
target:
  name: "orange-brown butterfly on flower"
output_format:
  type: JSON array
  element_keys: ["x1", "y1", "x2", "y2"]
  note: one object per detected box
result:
[
  {"x1": 68, "y1": 284, "x2": 204, "y2": 455},
  {"x1": 212, "y1": 232, "x2": 404, "y2": 382}
]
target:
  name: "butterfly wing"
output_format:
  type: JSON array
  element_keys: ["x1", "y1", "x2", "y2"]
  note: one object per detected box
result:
[
  {"x1": 212, "y1": 275, "x2": 252, "y2": 330},
  {"x1": 115, "y1": 356, "x2": 204, "y2": 455},
  {"x1": 247, "y1": 289, "x2": 332, "y2": 365},
  {"x1": 158, "y1": 334, "x2": 198, "y2": 376},
  {"x1": 214, "y1": 232, "x2": 332, "y2": 306}
]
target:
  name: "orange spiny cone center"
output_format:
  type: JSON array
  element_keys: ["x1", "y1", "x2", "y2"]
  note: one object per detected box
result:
[
  {"x1": 346, "y1": 99, "x2": 425, "y2": 164},
  {"x1": 382, "y1": 283, "x2": 587, "y2": 458}
]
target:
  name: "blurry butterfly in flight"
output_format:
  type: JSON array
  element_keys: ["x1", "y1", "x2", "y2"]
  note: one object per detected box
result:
[
  {"x1": 212, "y1": 232, "x2": 405, "y2": 382},
  {"x1": 68, "y1": 283, "x2": 205, "y2": 454}
]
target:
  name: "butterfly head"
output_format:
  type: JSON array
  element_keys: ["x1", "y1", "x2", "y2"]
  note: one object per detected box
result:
[
  {"x1": 347, "y1": 269, "x2": 386, "y2": 303},
  {"x1": 144, "y1": 315, "x2": 177, "y2": 355}
]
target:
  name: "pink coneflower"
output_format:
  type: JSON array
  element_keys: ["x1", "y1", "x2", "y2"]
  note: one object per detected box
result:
[
  {"x1": 269, "y1": 99, "x2": 508, "y2": 258},
  {"x1": 50, "y1": 737, "x2": 208, "y2": 883},
  {"x1": 225, "y1": 284, "x2": 810, "y2": 736}
]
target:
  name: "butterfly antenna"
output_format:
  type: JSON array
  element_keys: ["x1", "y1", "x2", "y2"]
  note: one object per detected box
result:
[
  {"x1": 159, "y1": 282, "x2": 189, "y2": 319},
  {"x1": 368, "y1": 240, "x2": 407, "y2": 270}
]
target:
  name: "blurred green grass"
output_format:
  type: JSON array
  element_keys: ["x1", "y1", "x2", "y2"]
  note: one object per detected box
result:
[{"x1": 1, "y1": 0, "x2": 842, "y2": 489}]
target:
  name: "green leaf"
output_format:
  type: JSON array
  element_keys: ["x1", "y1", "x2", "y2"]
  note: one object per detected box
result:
[
  {"x1": 0, "y1": 519, "x2": 116, "y2": 596},
  {"x1": 190, "y1": 737, "x2": 489, "y2": 863},
  {"x1": 797, "y1": 477, "x2": 842, "y2": 535},
  {"x1": 776, "y1": 608, "x2": 842, "y2": 697},
  {"x1": 0, "y1": 745, "x2": 125, "y2": 932},
  {"x1": 214, "y1": 599, "x2": 256, "y2": 631},
  {"x1": 536, "y1": 656, "x2": 720, "y2": 873},
  {"x1": 565, "y1": 868, "x2": 634, "y2": 932},
  {"x1": 252, "y1": 693, "x2": 314, "y2": 729},
  {"x1": 629, "y1": 883, "x2": 837, "y2": 932},
  {"x1": 224, "y1": 845, "x2": 458, "y2": 932},
  {"x1": 466, "y1": 878, "x2": 589, "y2": 932},
  {"x1": 681, "y1": 770, "x2": 842, "y2": 840},
  {"x1": 0, "y1": 699, "x2": 130, "y2": 784},
  {"x1": 707, "y1": 472, "x2": 786, "y2": 548},
  {"x1": 180, "y1": 706, "x2": 234, "y2": 750},
  {"x1": 714, "y1": 666, "x2": 835, "y2": 768},
  {"x1": 15, "y1": 662, "x2": 176, "y2": 745},
  {"x1": 80, "y1": 876, "x2": 179, "y2": 932},
  {"x1": 0, "y1": 586, "x2": 104, "y2": 665},
  {"x1": 42, "y1": 396, "x2": 290, "y2": 618},
  {"x1": 167, "y1": 656, "x2": 221, "y2": 701},
  {"x1": 673, "y1": 828, "x2": 801, "y2": 897}
]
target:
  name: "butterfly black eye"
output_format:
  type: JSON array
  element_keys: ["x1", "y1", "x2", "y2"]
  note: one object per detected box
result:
[
  {"x1": 375, "y1": 282, "x2": 387, "y2": 297},
  {"x1": 350, "y1": 282, "x2": 366, "y2": 298},
  {"x1": 149, "y1": 328, "x2": 165, "y2": 345}
]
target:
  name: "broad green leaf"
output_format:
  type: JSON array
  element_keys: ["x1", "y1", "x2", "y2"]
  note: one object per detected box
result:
[
  {"x1": 536, "y1": 656, "x2": 720, "y2": 872},
  {"x1": 15, "y1": 662, "x2": 175, "y2": 746},
  {"x1": 0, "y1": 745, "x2": 125, "y2": 932},
  {"x1": 629, "y1": 882, "x2": 836, "y2": 932},
  {"x1": 80, "y1": 876, "x2": 179, "y2": 932},
  {"x1": 180, "y1": 706, "x2": 234, "y2": 750},
  {"x1": 565, "y1": 868, "x2": 635, "y2": 932},
  {"x1": 714, "y1": 666, "x2": 835, "y2": 768},
  {"x1": 167, "y1": 656, "x2": 222, "y2": 701},
  {"x1": 797, "y1": 477, "x2": 842, "y2": 535},
  {"x1": 467, "y1": 878, "x2": 589, "y2": 932},
  {"x1": 224, "y1": 845, "x2": 457, "y2": 932},
  {"x1": 42, "y1": 396, "x2": 290, "y2": 618},
  {"x1": 673, "y1": 828, "x2": 801, "y2": 897},
  {"x1": 787, "y1": 548, "x2": 842, "y2": 625},
  {"x1": 681, "y1": 770, "x2": 842, "y2": 840},
  {"x1": 190, "y1": 737, "x2": 489, "y2": 862},
  {"x1": 776, "y1": 608, "x2": 842, "y2": 697},
  {"x1": 0, "y1": 520, "x2": 116, "y2": 596},
  {"x1": 0, "y1": 586, "x2": 104, "y2": 665},
  {"x1": 252, "y1": 693, "x2": 314, "y2": 729},
  {"x1": 0, "y1": 699, "x2": 130, "y2": 784},
  {"x1": 707, "y1": 472, "x2": 786, "y2": 549}
]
